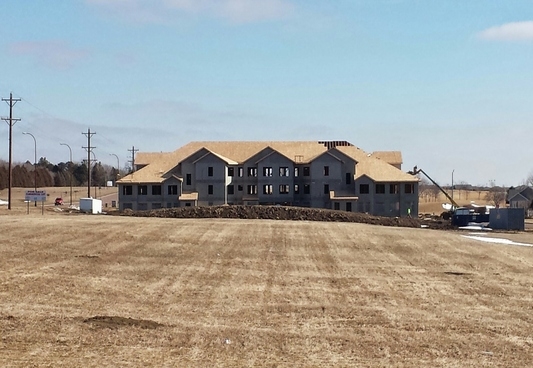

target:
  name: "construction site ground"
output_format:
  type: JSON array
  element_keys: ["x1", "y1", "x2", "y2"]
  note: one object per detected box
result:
[{"x1": 1, "y1": 206, "x2": 533, "y2": 366}]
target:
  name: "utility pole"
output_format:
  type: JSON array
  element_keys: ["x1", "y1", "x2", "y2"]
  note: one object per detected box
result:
[
  {"x1": 2, "y1": 93, "x2": 22, "y2": 210},
  {"x1": 82, "y1": 128, "x2": 96, "y2": 198},
  {"x1": 128, "y1": 146, "x2": 139, "y2": 172},
  {"x1": 60, "y1": 143, "x2": 73, "y2": 206}
]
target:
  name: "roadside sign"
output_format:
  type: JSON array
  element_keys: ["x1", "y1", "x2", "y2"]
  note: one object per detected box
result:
[{"x1": 25, "y1": 190, "x2": 47, "y2": 202}]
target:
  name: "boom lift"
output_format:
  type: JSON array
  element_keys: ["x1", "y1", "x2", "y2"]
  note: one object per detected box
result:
[{"x1": 409, "y1": 166, "x2": 459, "y2": 219}]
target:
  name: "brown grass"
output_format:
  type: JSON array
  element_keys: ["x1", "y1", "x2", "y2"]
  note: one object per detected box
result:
[
  {"x1": 419, "y1": 189, "x2": 495, "y2": 214},
  {"x1": 0, "y1": 186, "x2": 118, "y2": 215},
  {"x1": 1, "y1": 214, "x2": 533, "y2": 367}
]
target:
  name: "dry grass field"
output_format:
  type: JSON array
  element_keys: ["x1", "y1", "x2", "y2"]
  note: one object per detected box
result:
[
  {"x1": 0, "y1": 186, "x2": 118, "y2": 215},
  {"x1": 1, "y1": 214, "x2": 533, "y2": 367},
  {"x1": 419, "y1": 189, "x2": 495, "y2": 214}
]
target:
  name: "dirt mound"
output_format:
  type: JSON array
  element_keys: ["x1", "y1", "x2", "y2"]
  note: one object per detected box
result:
[
  {"x1": 83, "y1": 316, "x2": 163, "y2": 329},
  {"x1": 118, "y1": 205, "x2": 445, "y2": 229}
]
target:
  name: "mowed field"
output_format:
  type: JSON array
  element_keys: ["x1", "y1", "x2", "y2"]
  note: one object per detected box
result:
[{"x1": 1, "y1": 214, "x2": 533, "y2": 367}]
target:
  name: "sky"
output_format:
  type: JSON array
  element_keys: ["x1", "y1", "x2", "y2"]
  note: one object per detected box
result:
[{"x1": 0, "y1": 0, "x2": 532, "y2": 187}]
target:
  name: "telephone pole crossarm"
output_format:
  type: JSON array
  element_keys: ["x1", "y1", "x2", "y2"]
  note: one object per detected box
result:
[{"x1": 82, "y1": 128, "x2": 96, "y2": 198}]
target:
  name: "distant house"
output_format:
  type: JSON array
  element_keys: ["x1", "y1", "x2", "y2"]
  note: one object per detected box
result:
[
  {"x1": 507, "y1": 186, "x2": 533, "y2": 216},
  {"x1": 117, "y1": 141, "x2": 419, "y2": 217}
]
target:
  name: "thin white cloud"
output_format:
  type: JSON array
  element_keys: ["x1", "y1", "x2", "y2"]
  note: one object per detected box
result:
[
  {"x1": 8, "y1": 41, "x2": 90, "y2": 70},
  {"x1": 85, "y1": 0, "x2": 294, "y2": 24},
  {"x1": 477, "y1": 21, "x2": 533, "y2": 41}
]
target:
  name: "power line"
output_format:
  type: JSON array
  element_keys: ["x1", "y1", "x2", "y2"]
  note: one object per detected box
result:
[{"x1": 2, "y1": 93, "x2": 22, "y2": 210}]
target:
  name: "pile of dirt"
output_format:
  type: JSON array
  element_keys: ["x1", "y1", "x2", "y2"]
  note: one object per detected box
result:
[
  {"x1": 83, "y1": 316, "x2": 163, "y2": 330},
  {"x1": 119, "y1": 205, "x2": 451, "y2": 229}
]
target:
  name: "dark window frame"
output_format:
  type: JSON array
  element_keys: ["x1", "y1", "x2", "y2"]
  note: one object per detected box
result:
[
  {"x1": 151, "y1": 185, "x2": 162, "y2": 196},
  {"x1": 138, "y1": 185, "x2": 148, "y2": 195},
  {"x1": 122, "y1": 185, "x2": 132, "y2": 196},
  {"x1": 168, "y1": 185, "x2": 178, "y2": 195}
]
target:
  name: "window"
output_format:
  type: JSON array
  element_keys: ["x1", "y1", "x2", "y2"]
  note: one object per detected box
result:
[
  {"x1": 168, "y1": 185, "x2": 178, "y2": 195},
  {"x1": 294, "y1": 184, "x2": 300, "y2": 194},
  {"x1": 238, "y1": 185, "x2": 243, "y2": 191},
  {"x1": 208, "y1": 185, "x2": 213, "y2": 195},
  {"x1": 208, "y1": 167, "x2": 213, "y2": 177},
  {"x1": 304, "y1": 184, "x2": 310, "y2": 194},
  {"x1": 405, "y1": 183, "x2": 414, "y2": 194},
  {"x1": 279, "y1": 167, "x2": 289, "y2": 176},
  {"x1": 138, "y1": 185, "x2": 148, "y2": 195},
  {"x1": 247, "y1": 185, "x2": 257, "y2": 195},
  {"x1": 324, "y1": 184, "x2": 329, "y2": 194},
  {"x1": 389, "y1": 184, "x2": 398, "y2": 194},
  {"x1": 376, "y1": 184, "x2": 385, "y2": 194},
  {"x1": 247, "y1": 167, "x2": 257, "y2": 177},
  {"x1": 294, "y1": 167, "x2": 299, "y2": 177},
  {"x1": 138, "y1": 203, "x2": 147, "y2": 211},
  {"x1": 263, "y1": 184, "x2": 273, "y2": 195},
  {"x1": 151, "y1": 185, "x2": 162, "y2": 195},
  {"x1": 227, "y1": 185, "x2": 234, "y2": 195},
  {"x1": 359, "y1": 184, "x2": 369, "y2": 194},
  {"x1": 238, "y1": 167, "x2": 243, "y2": 177},
  {"x1": 152, "y1": 203, "x2": 162, "y2": 209},
  {"x1": 303, "y1": 167, "x2": 310, "y2": 176},
  {"x1": 346, "y1": 173, "x2": 351, "y2": 184},
  {"x1": 279, "y1": 184, "x2": 290, "y2": 194},
  {"x1": 186, "y1": 174, "x2": 191, "y2": 185},
  {"x1": 228, "y1": 167, "x2": 235, "y2": 177},
  {"x1": 334, "y1": 202, "x2": 340, "y2": 210},
  {"x1": 346, "y1": 202, "x2": 352, "y2": 212},
  {"x1": 324, "y1": 166, "x2": 329, "y2": 176},
  {"x1": 122, "y1": 185, "x2": 132, "y2": 195},
  {"x1": 263, "y1": 167, "x2": 273, "y2": 177},
  {"x1": 122, "y1": 202, "x2": 133, "y2": 209}
]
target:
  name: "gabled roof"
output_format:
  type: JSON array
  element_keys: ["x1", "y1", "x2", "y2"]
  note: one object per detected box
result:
[
  {"x1": 192, "y1": 149, "x2": 238, "y2": 165},
  {"x1": 254, "y1": 148, "x2": 298, "y2": 165},
  {"x1": 508, "y1": 186, "x2": 533, "y2": 202},
  {"x1": 336, "y1": 146, "x2": 417, "y2": 183},
  {"x1": 371, "y1": 151, "x2": 403, "y2": 166},
  {"x1": 118, "y1": 141, "x2": 417, "y2": 184}
]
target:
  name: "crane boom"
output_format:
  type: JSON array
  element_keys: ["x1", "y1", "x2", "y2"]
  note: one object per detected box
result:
[{"x1": 411, "y1": 166, "x2": 459, "y2": 209}]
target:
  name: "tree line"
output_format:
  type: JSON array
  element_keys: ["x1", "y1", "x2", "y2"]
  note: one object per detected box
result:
[{"x1": 0, "y1": 158, "x2": 122, "y2": 190}]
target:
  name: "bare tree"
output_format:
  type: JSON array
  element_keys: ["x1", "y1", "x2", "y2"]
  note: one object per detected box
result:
[
  {"x1": 484, "y1": 185, "x2": 506, "y2": 207},
  {"x1": 526, "y1": 170, "x2": 533, "y2": 187}
]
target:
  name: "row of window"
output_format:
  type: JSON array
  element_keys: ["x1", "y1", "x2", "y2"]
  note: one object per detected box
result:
[
  {"x1": 204, "y1": 166, "x2": 336, "y2": 178},
  {"x1": 122, "y1": 185, "x2": 178, "y2": 196},
  {"x1": 208, "y1": 184, "x2": 329, "y2": 195},
  {"x1": 360, "y1": 183, "x2": 415, "y2": 194},
  {"x1": 123, "y1": 182, "x2": 415, "y2": 197}
]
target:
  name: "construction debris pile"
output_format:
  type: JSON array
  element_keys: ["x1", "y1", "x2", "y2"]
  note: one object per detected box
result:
[{"x1": 119, "y1": 205, "x2": 451, "y2": 229}]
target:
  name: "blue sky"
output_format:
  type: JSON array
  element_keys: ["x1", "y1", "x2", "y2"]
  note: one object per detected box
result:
[{"x1": 0, "y1": 0, "x2": 532, "y2": 187}]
